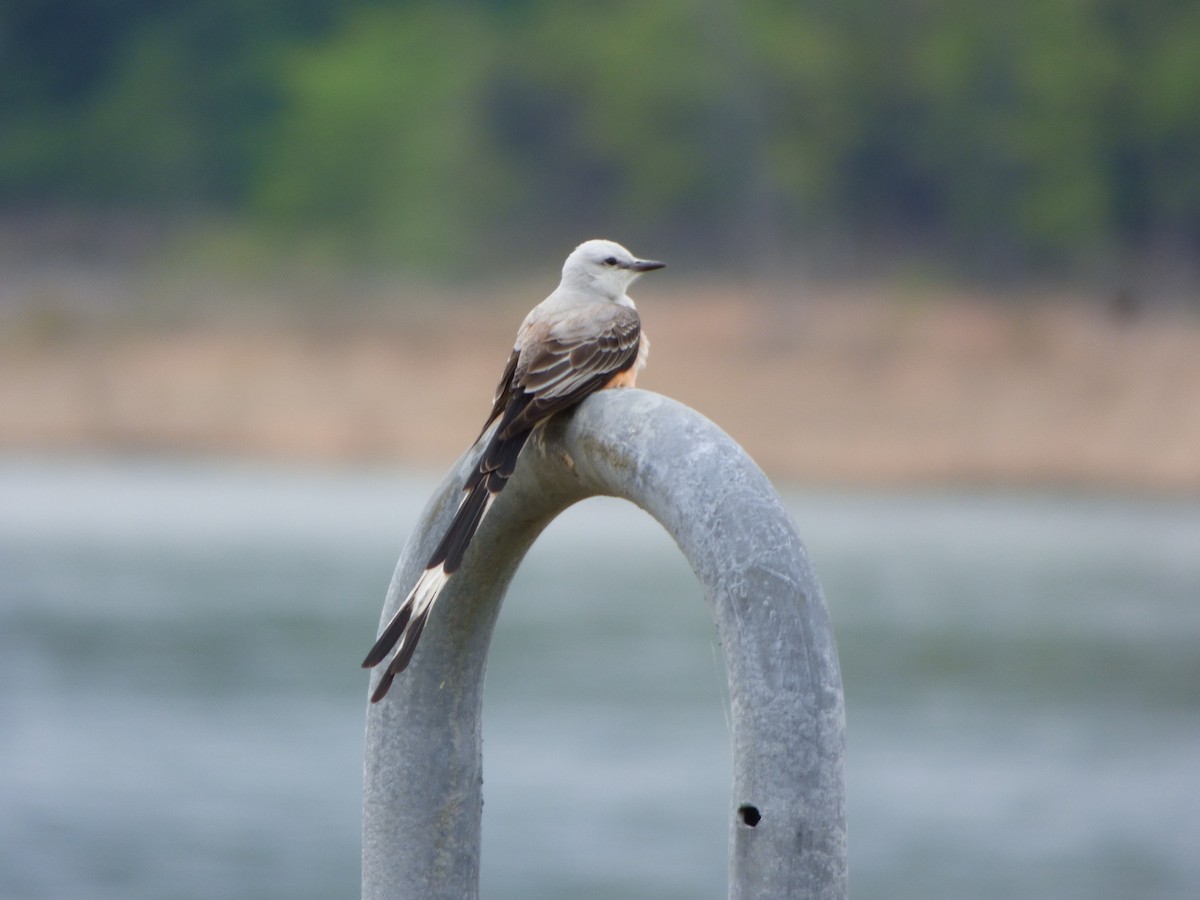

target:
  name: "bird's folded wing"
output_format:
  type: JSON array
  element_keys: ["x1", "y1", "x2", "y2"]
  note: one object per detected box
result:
[{"x1": 497, "y1": 305, "x2": 641, "y2": 438}]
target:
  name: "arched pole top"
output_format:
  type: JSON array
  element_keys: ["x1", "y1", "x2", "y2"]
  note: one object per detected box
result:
[{"x1": 363, "y1": 389, "x2": 846, "y2": 899}]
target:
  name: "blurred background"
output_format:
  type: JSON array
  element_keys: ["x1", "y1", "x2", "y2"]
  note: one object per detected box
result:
[{"x1": 2, "y1": 1, "x2": 1198, "y2": 898}]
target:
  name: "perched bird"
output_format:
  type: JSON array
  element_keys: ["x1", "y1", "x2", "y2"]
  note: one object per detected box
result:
[{"x1": 363, "y1": 239, "x2": 665, "y2": 701}]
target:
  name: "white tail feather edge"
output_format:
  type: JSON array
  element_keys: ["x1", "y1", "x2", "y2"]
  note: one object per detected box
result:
[
  {"x1": 371, "y1": 489, "x2": 498, "y2": 680},
  {"x1": 394, "y1": 564, "x2": 448, "y2": 650}
]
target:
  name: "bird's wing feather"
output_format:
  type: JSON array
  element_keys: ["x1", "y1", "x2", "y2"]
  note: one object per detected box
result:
[
  {"x1": 476, "y1": 347, "x2": 520, "y2": 441},
  {"x1": 497, "y1": 303, "x2": 641, "y2": 438}
]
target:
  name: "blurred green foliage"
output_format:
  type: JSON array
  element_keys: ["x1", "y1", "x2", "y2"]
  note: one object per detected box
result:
[{"x1": 2, "y1": 0, "x2": 1198, "y2": 269}]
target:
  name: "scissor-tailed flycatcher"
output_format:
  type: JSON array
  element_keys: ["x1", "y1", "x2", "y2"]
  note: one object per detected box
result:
[{"x1": 363, "y1": 239, "x2": 665, "y2": 701}]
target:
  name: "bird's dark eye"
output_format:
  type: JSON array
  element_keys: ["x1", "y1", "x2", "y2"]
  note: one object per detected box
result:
[{"x1": 603, "y1": 256, "x2": 619, "y2": 267}]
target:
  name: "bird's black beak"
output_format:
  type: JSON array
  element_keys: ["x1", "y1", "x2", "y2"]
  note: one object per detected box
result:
[{"x1": 631, "y1": 259, "x2": 666, "y2": 272}]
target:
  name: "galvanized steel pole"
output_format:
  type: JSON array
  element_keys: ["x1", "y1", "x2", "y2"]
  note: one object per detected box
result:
[{"x1": 363, "y1": 389, "x2": 846, "y2": 899}]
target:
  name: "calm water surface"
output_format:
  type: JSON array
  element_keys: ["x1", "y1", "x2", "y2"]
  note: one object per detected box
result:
[{"x1": 1, "y1": 458, "x2": 1197, "y2": 899}]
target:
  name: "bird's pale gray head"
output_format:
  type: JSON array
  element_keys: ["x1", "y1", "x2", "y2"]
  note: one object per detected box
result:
[{"x1": 561, "y1": 239, "x2": 665, "y2": 298}]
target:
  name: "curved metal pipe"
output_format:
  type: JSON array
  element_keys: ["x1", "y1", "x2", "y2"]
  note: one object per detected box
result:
[{"x1": 363, "y1": 389, "x2": 846, "y2": 899}]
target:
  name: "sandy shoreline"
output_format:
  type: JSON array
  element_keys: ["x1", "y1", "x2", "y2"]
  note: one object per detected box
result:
[{"x1": 2, "y1": 281, "x2": 1198, "y2": 493}]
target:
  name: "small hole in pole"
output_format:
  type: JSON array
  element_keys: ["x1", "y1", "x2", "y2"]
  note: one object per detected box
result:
[{"x1": 738, "y1": 804, "x2": 761, "y2": 827}]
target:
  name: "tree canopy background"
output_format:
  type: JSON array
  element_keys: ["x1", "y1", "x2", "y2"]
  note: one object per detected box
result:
[{"x1": 3, "y1": 0, "x2": 1198, "y2": 275}]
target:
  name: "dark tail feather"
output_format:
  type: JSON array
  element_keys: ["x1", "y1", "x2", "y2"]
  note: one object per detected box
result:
[
  {"x1": 432, "y1": 429, "x2": 533, "y2": 574},
  {"x1": 490, "y1": 430, "x2": 528, "y2": 479},
  {"x1": 361, "y1": 601, "x2": 413, "y2": 668},
  {"x1": 370, "y1": 606, "x2": 430, "y2": 702},
  {"x1": 363, "y1": 425, "x2": 532, "y2": 701},
  {"x1": 432, "y1": 482, "x2": 491, "y2": 575}
]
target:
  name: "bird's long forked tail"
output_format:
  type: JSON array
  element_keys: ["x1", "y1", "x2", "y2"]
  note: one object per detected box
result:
[
  {"x1": 363, "y1": 426, "x2": 528, "y2": 702},
  {"x1": 363, "y1": 563, "x2": 448, "y2": 703}
]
